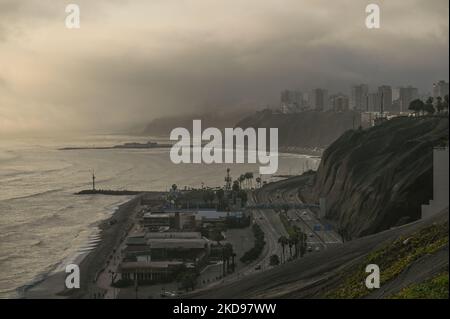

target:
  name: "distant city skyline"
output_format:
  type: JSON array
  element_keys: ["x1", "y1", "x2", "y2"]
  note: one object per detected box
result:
[{"x1": 279, "y1": 80, "x2": 448, "y2": 113}]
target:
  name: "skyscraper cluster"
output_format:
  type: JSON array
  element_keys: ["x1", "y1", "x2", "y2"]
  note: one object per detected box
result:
[{"x1": 279, "y1": 81, "x2": 448, "y2": 114}]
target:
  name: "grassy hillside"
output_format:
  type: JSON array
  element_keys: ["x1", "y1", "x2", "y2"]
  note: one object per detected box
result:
[{"x1": 326, "y1": 221, "x2": 449, "y2": 298}]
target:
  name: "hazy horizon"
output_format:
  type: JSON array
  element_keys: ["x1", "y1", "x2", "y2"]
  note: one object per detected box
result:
[{"x1": 0, "y1": 0, "x2": 449, "y2": 136}]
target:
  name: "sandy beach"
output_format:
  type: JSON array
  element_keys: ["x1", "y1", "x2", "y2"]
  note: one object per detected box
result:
[{"x1": 23, "y1": 193, "x2": 164, "y2": 299}]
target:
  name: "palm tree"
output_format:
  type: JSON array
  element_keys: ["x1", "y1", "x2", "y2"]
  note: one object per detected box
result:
[
  {"x1": 291, "y1": 233, "x2": 299, "y2": 258},
  {"x1": 224, "y1": 243, "x2": 233, "y2": 274},
  {"x1": 436, "y1": 96, "x2": 444, "y2": 113},
  {"x1": 231, "y1": 252, "x2": 236, "y2": 272},
  {"x1": 299, "y1": 232, "x2": 307, "y2": 257},
  {"x1": 243, "y1": 173, "x2": 249, "y2": 189},
  {"x1": 425, "y1": 97, "x2": 435, "y2": 115},
  {"x1": 248, "y1": 172, "x2": 254, "y2": 189},
  {"x1": 239, "y1": 174, "x2": 245, "y2": 189},
  {"x1": 278, "y1": 236, "x2": 288, "y2": 263},
  {"x1": 256, "y1": 176, "x2": 261, "y2": 189},
  {"x1": 288, "y1": 237, "x2": 294, "y2": 259},
  {"x1": 443, "y1": 95, "x2": 449, "y2": 113}
]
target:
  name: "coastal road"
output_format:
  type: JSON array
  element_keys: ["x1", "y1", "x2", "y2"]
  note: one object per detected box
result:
[
  {"x1": 186, "y1": 175, "x2": 344, "y2": 298},
  {"x1": 280, "y1": 187, "x2": 342, "y2": 249},
  {"x1": 185, "y1": 187, "x2": 288, "y2": 295}
]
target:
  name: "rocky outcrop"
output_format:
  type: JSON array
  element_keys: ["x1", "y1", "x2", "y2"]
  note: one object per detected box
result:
[
  {"x1": 311, "y1": 116, "x2": 449, "y2": 238},
  {"x1": 142, "y1": 109, "x2": 254, "y2": 136}
]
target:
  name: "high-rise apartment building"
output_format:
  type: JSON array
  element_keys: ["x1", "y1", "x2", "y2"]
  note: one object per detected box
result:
[
  {"x1": 330, "y1": 93, "x2": 350, "y2": 111},
  {"x1": 309, "y1": 88, "x2": 329, "y2": 111},
  {"x1": 280, "y1": 90, "x2": 304, "y2": 112},
  {"x1": 350, "y1": 84, "x2": 369, "y2": 111},
  {"x1": 377, "y1": 85, "x2": 393, "y2": 113}
]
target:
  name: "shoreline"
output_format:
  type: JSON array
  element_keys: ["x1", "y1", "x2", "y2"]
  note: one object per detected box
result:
[
  {"x1": 278, "y1": 146, "x2": 323, "y2": 157},
  {"x1": 19, "y1": 150, "x2": 319, "y2": 299},
  {"x1": 22, "y1": 194, "x2": 155, "y2": 299}
]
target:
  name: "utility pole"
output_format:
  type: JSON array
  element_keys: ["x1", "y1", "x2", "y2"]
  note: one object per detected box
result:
[
  {"x1": 225, "y1": 168, "x2": 231, "y2": 191},
  {"x1": 92, "y1": 170, "x2": 96, "y2": 191}
]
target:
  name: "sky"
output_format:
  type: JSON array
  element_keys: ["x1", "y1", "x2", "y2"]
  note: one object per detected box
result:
[{"x1": 0, "y1": 0, "x2": 448, "y2": 135}]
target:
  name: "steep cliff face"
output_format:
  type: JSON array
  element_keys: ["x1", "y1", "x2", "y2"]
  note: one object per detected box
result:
[
  {"x1": 142, "y1": 110, "x2": 254, "y2": 136},
  {"x1": 311, "y1": 116, "x2": 449, "y2": 238},
  {"x1": 236, "y1": 110, "x2": 361, "y2": 149}
]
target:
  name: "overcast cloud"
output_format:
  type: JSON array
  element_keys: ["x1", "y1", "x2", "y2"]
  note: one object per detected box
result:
[{"x1": 0, "y1": 0, "x2": 448, "y2": 135}]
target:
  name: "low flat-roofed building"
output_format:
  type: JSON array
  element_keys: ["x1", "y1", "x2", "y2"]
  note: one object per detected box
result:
[
  {"x1": 126, "y1": 234, "x2": 147, "y2": 246},
  {"x1": 145, "y1": 232, "x2": 201, "y2": 239},
  {"x1": 174, "y1": 212, "x2": 198, "y2": 230},
  {"x1": 147, "y1": 238, "x2": 208, "y2": 250},
  {"x1": 122, "y1": 245, "x2": 152, "y2": 261},
  {"x1": 119, "y1": 261, "x2": 185, "y2": 282},
  {"x1": 141, "y1": 212, "x2": 171, "y2": 230},
  {"x1": 123, "y1": 233, "x2": 209, "y2": 262},
  {"x1": 146, "y1": 238, "x2": 210, "y2": 261}
]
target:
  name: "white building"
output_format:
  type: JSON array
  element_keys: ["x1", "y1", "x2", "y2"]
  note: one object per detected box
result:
[{"x1": 422, "y1": 147, "x2": 449, "y2": 219}]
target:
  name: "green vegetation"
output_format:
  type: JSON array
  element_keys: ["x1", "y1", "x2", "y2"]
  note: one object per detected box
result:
[
  {"x1": 279, "y1": 212, "x2": 297, "y2": 237},
  {"x1": 240, "y1": 224, "x2": 266, "y2": 263},
  {"x1": 177, "y1": 269, "x2": 200, "y2": 292},
  {"x1": 278, "y1": 212, "x2": 307, "y2": 263},
  {"x1": 409, "y1": 95, "x2": 449, "y2": 115},
  {"x1": 326, "y1": 222, "x2": 449, "y2": 299},
  {"x1": 391, "y1": 272, "x2": 449, "y2": 299},
  {"x1": 269, "y1": 254, "x2": 280, "y2": 266},
  {"x1": 174, "y1": 178, "x2": 249, "y2": 210}
]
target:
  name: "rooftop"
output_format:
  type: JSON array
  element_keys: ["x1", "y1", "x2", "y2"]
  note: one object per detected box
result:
[
  {"x1": 147, "y1": 238, "x2": 208, "y2": 249},
  {"x1": 145, "y1": 232, "x2": 201, "y2": 239},
  {"x1": 119, "y1": 261, "x2": 184, "y2": 270},
  {"x1": 143, "y1": 213, "x2": 170, "y2": 218}
]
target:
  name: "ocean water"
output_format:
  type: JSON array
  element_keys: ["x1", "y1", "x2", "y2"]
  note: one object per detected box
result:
[{"x1": 0, "y1": 135, "x2": 319, "y2": 298}]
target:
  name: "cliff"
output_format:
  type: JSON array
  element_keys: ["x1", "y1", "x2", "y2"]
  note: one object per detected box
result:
[
  {"x1": 311, "y1": 116, "x2": 449, "y2": 238},
  {"x1": 236, "y1": 109, "x2": 361, "y2": 149},
  {"x1": 142, "y1": 109, "x2": 254, "y2": 136}
]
